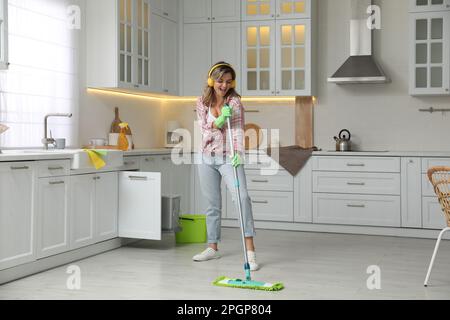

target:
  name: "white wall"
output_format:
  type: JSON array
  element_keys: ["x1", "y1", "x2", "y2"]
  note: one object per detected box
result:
[{"x1": 315, "y1": 0, "x2": 450, "y2": 152}]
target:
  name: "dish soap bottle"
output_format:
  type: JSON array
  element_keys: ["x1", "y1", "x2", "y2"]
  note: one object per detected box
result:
[{"x1": 118, "y1": 122, "x2": 129, "y2": 151}]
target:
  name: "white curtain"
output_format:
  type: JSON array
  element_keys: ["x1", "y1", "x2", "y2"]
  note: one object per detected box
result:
[{"x1": 0, "y1": 0, "x2": 80, "y2": 148}]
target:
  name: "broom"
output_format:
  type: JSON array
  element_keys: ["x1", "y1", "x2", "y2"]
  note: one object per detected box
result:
[{"x1": 212, "y1": 108, "x2": 284, "y2": 291}]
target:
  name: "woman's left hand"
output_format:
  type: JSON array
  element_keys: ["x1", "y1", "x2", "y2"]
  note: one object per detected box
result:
[{"x1": 231, "y1": 153, "x2": 242, "y2": 168}]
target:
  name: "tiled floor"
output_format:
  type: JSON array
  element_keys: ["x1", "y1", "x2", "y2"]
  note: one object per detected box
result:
[{"x1": 1, "y1": 228, "x2": 450, "y2": 300}]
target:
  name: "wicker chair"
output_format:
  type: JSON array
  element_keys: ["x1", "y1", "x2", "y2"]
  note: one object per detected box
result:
[{"x1": 424, "y1": 166, "x2": 450, "y2": 287}]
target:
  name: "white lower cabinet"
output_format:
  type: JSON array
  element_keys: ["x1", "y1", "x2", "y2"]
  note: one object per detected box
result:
[
  {"x1": 118, "y1": 171, "x2": 161, "y2": 240},
  {"x1": 313, "y1": 193, "x2": 401, "y2": 227},
  {"x1": 37, "y1": 176, "x2": 70, "y2": 258},
  {"x1": 70, "y1": 172, "x2": 119, "y2": 249},
  {"x1": 312, "y1": 156, "x2": 402, "y2": 228},
  {"x1": 226, "y1": 168, "x2": 294, "y2": 222},
  {"x1": 422, "y1": 196, "x2": 448, "y2": 229},
  {"x1": 0, "y1": 162, "x2": 35, "y2": 271}
]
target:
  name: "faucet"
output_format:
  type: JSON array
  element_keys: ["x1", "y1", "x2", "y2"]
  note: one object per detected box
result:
[{"x1": 42, "y1": 113, "x2": 73, "y2": 150}]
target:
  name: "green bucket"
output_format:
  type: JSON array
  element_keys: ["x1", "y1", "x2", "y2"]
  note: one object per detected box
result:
[{"x1": 176, "y1": 214, "x2": 207, "y2": 244}]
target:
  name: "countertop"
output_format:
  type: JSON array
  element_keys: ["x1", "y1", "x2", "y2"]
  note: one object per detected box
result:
[
  {"x1": 313, "y1": 150, "x2": 450, "y2": 157},
  {"x1": 3, "y1": 148, "x2": 450, "y2": 163}
]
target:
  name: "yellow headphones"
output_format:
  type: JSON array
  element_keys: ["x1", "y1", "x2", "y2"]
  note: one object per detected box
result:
[{"x1": 207, "y1": 63, "x2": 236, "y2": 88}]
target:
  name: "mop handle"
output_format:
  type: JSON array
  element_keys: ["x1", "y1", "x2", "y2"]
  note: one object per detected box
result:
[{"x1": 226, "y1": 115, "x2": 251, "y2": 281}]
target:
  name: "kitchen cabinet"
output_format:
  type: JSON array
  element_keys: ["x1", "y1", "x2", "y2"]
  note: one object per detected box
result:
[
  {"x1": 0, "y1": 162, "x2": 35, "y2": 271},
  {"x1": 312, "y1": 156, "x2": 401, "y2": 227},
  {"x1": 401, "y1": 158, "x2": 422, "y2": 228},
  {"x1": 118, "y1": 171, "x2": 161, "y2": 240},
  {"x1": 150, "y1": 0, "x2": 178, "y2": 22},
  {"x1": 182, "y1": 21, "x2": 241, "y2": 96},
  {"x1": 149, "y1": 13, "x2": 178, "y2": 95},
  {"x1": 242, "y1": 19, "x2": 313, "y2": 96},
  {"x1": 226, "y1": 169, "x2": 294, "y2": 222},
  {"x1": 410, "y1": 0, "x2": 450, "y2": 12},
  {"x1": 70, "y1": 172, "x2": 118, "y2": 249},
  {"x1": 183, "y1": 0, "x2": 241, "y2": 23},
  {"x1": 409, "y1": 11, "x2": 450, "y2": 95},
  {"x1": 86, "y1": 0, "x2": 152, "y2": 91},
  {"x1": 141, "y1": 154, "x2": 191, "y2": 216},
  {"x1": 36, "y1": 160, "x2": 71, "y2": 259},
  {"x1": 421, "y1": 158, "x2": 450, "y2": 229},
  {"x1": 241, "y1": 0, "x2": 311, "y2": 21}
]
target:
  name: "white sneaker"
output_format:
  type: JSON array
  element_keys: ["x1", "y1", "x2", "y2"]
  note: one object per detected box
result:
[
  {"x1": 193, "y1": 247, "x2": 220, "y2": 261},
  {"x1": 247, "y1": 251, "x2": 260, "y2": 271}
]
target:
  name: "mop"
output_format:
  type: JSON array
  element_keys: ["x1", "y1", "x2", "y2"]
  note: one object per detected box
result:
[{"x1": 213, "y1": 111, "x2": 284, "y2": 291}]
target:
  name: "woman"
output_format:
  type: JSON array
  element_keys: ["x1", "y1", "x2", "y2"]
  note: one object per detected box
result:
[{"x1": 193, "y1": 62, "x2": 259, "y2": 271}]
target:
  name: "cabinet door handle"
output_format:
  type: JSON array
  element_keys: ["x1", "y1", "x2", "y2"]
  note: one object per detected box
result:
[
  {"x1": 10, "y1": 166, "x2": 29, "y2": 170},
  {"x1": 129, "y1": 176, "x2": 148, "y2": 181},
  {"x1": 207, "y1": 17, "x2": 211, "y2": 20},
  {"x1": 48, "y1": 166, "x2": 64, "y2": 170},
  {"x1": 162, "y1": 156, "x2": 171, "y2": 161},
  {"x1": 252, "y1": 200, "x2": 268, "y2": 204},
  {"x1": 124, "y1": 161, "x2": 135, "y2": 165},
  {"x1": 251, "y1": 179, "x2": 269, "y2": 183},
  {"x1": 347, "y1": 204, "x2": 366, "y2": 208},
  {"x1": 347, "y1": 182, "x2": 365, "y2": 186},
  {"x1": 49, "y1": 181, "x2": 65, "y2": 185},
  {"x1": 145, "y1": 158, "x2": 154, "y2": 162},
  {"x1": 163, "y1": 12, "x2": 169, "y2": 16},
  {"x1": 346, "y1": 163, "x2": 365, "y2": 167}
]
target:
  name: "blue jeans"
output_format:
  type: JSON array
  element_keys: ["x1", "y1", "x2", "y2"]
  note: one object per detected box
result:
[{"x1": 197, "y1": 154, "x2": 256, "y2": 244}]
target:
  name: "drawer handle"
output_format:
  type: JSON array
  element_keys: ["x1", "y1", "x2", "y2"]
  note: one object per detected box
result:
[
  {"x1": 145, "y1": 158, "x2": 154, "y2": 162},
  {"x1": 92, "y1": 176, "x2": 101, "y2": 180},
  {"x1": 124, "y1": 161, "x2": 135, "y2": 165},
  {"x1": 252, "y1": 200, "x2": 268, "y2": 204},
  {"x1": 129, "y1": 176, "x2": 148, "y2": 181},
  {"x1": 49, "y1": 181, "x2": 65, "y2": 185},
  {"x1": 347, "y1": 163, "x2": 365, "y2": 167},
  {"x1": 347, "y1": 204, "x2": 366, "y2": 208},
  {"x1": 251, "y1": 179, "x2": 269, "y2": 183},
  {"x1": 10, "y1": 166, "x2": 29, "y2": 170},
  {"x1": 162, "y1": 157, "x2": 171, "y2": 161},
  {"x1": 48, "y1": 166, "x2": 64, "y2": 170},
  {"x1": 347, "y1": 182, "x2": 366, "y2": 186}
]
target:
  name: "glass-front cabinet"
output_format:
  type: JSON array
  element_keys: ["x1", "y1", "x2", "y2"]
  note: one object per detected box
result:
[
  {"x1": 119, "y1": 0, "x2": 150, "y2": 89},
  {"x1": 242, "y1": 0, "x2": 310, "y2": 21},
  {"x1": 276, "y1": 19, "x2": 311, "y2": 95},
  {"x1": 410, "y1": 11, "x2": 450, "y2": 95},
  {"x1": 410, "y1": 0, "x2": 450, "y2": 12},
  {"x1": 242, "y1": 21, "x2": 276, "y2": 95}
]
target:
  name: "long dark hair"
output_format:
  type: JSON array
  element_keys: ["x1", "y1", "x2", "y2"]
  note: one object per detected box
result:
[{"x1": 202, "y1": 61, "x2": 241, "y2": 107}]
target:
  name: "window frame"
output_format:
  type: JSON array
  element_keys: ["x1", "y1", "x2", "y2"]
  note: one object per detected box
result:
[{"x1": 0, "y1": 0, "x2": 9, "y2": 70}]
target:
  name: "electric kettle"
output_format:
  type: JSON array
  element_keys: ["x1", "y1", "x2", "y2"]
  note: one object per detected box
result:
[{"x1": 334, "y1": 129, "x2": 351, "y2": 152}]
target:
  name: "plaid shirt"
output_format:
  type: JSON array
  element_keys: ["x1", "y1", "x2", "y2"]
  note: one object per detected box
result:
[{"x1": 196, "y1": 95, "x2": 244, "y2": 156}]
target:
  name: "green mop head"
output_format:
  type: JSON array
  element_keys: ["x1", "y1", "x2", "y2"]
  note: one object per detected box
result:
[{"x1": 213, "y1": 276, "x2": 284, "y2": 291}]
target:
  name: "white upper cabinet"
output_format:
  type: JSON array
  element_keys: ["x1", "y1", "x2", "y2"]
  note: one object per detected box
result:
[
  {"x1": 183, "y1": 0, "x2": 240, "y2": 23},
  {"x1": 410, "y1": 0, "x2": 450, "y2": 12},
  {"x1": 242, "y1": 21, "x2": 276, "y2": 95},
  {"x1": 242, "y1": 0, "x2": 276, "y2": 20},
  {"x1": 150, "y1": 0, "x2": 178, "y2": 22},
  {"x1": 87, "y1": 0, "x2": 152, "y2": 91},
  {"x1": 183, "y1": 23, "x2": 212, "y2": 96},
  {"x1": 275, "y1": 19, "x2": 311, "y2": 95},
  {"x1": 409, "y1": 11, "x2": 450, "y2": 95},
  {"x1": 242, "y1": 0, "x2": 310, "y2": 21}
]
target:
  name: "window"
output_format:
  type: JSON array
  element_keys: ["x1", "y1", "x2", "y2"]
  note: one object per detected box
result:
[
  {"x1": 0, "y1": 0, "x2": 80, "y2": 148},
  {"x1": 0, "y1": 0, "x2": 8, "y2": 69}
]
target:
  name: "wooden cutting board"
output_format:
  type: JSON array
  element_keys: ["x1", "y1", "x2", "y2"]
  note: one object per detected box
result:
[{"x1": 244, "y1": 123, "x2": 263, "y2": 150}]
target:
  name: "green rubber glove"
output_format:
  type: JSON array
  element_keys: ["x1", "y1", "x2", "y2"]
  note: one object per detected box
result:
[
  {"x1": 214, "y1": 105, "x2": 232, "y2": 129},
  {"x1": 231, "y1": 153, "x2": 242, "y2": 168}
]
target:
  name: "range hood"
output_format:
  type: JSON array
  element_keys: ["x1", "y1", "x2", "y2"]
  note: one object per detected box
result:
[{"x1": 328, "y1": 0, "x2": 389, "y2": 84}]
